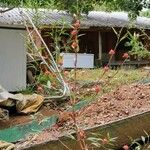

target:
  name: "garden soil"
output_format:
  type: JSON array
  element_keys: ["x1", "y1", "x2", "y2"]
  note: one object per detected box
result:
[{"x1": 15, "y1": 83, "x2": 150, "y2": 148}]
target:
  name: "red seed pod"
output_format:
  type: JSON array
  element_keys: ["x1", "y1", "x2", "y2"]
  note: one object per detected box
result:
[
  {"x1": 71, "y1": 30, "x2": 78, "y2": 36},
  {"x1": 64, "y1": 70, "x2": 69, "y2": 76},
  {"x1": 104, "y1": 66, "x2": 109, "y2": 72},
  {"x1": 123, "y1": 145, "x2": 129, "y2": 150},
  {"x1": 102, "y1": 138, "x2": 109, "y2": 145},
  {"x1": 44, "y1": 70, "x2": 51, "y2": 76},
  {"x1": 122, "y1": 53, "x2": 129, "y2": 59},
  {"x1": 37, "y1": 86, "x2": 44, "y2": 93},
  {"x1": 71, "y1": 42, "x2": 78, "y2": 49},
  {"x1": 109, "y1": 49, "x2": 115, "y2": 55},
  {"x1": 95, "y1": 85, "x2": 101, "y2": 93},
  {"x1": 78, "y1": 129, "x2": 86, "y2": 139},
  {"x1": 53, "y1": 124, "x2": 59, "y2": 130}
]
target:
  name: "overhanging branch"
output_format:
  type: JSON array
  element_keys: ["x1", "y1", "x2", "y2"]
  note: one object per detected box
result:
[{"x1": 0, "y1": 7, "x2": 14, "y2": 13}]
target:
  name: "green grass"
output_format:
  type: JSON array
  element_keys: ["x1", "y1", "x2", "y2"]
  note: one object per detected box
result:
[
  {"x1": 69, "y1": 68, "x2": 149, "y2": 93},
  {"x1": 19, "y1": 85, "x2": 35, "y2": 94},
  {"x1": 76, "y1": 69, "x2": 147, "y2": 81},
  {"x1": 20, "y1": 68, "x2": 149, "y2": 97}
]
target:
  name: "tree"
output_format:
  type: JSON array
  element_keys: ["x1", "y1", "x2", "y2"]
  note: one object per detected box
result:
[
  {"x1": 140, "y1": 9, "x2": 150, "y2": 18},
  {"x1": 94, "y1": 0, "x2": 150, "y2": 19},
  {"x1": 0, "y1": 0, "x2": 149, "y2": 18}
]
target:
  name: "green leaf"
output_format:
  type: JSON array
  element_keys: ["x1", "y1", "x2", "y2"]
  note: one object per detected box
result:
[
  {"x1": 109, "y1": 137, "x2": 118, "y2": 142},
  {"x1": 47, "y1": 80, "x2": 51, "y2": 88},
  {"x1": 90, "y1": 132, "x2": 102, "y2": 137},
  {"x1": 87, "y1": 137, "x2": 100, "y2": 142},
  {"x1": 141, "y1": 136, "x2": 145, "y2": 143},
  {"x1": 64, "y1": 134, "x2": 76, "y2": 140},
  {"x1": 91, "y1": 142, "x2": 101, "y2": 147}
]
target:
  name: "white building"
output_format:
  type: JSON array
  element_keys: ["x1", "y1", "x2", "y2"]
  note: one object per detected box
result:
[{"x1": 0, "y1": 9, "x2": 26, "y2": 91}]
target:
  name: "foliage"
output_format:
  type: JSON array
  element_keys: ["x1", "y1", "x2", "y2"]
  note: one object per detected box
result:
[
  {"x1": 113, "y1": 0, "x2": 149, "y2": 19},
  {"x1": 19, "y1": 85, "x2": 35, "y2": 94},
  {"x1": 112, "y1": 27, "x2": 128, "y2": 50},
  {"x1": 35, "y1": 71, "x2": 62, "y2": 96},
  {"x1": 125, "y1": 32, "x2": 150, "y2": 59},
  {"x1": 0, "y1": 0, "x2": 150, "y2": 18},
  {"x1": 87, "y1": 132, "x2": 117, "y2": 149},
  {"x1": 0, "y1": 0, "x2": 51, "y2": 8},
  {"x1": 44, "y1": 21, "x2": 71, "y2": 63},
  {"x1": 140, "y1": 9, "x2": 150, "y2": 18},
  {"x1": 72, "y1": 69, "x2": 148, "y2": 94},
  {"x1": 130, "y1": 131, "x2": 150, "y2": 150},
  {"x1": 51, "y1": 0, "x2": 97, "y2": 15},
  {"x1": 92, "y1": 0, "x2": 149, "y2": 19}
]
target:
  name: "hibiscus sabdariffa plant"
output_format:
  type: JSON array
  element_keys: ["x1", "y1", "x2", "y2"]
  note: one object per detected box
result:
[
  {"x1": 54, "y1": 12, "x2": 132, "y2": 150},
  {"x1": 48, "y1": 6, "x2": 137, "y2": 148},
  {"x1": 68, "y1": 14, "x2": 88, "y2": 150}
]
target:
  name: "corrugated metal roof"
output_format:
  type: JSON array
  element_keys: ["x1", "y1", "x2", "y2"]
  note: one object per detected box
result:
[{"x1": 0, "y1": 8, "x2": 150, "y2": 29}]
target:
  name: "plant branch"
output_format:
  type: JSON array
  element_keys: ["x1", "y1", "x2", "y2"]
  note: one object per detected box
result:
[{"x1": 0, "y1": 7, "x2": 14, "y2": 13}]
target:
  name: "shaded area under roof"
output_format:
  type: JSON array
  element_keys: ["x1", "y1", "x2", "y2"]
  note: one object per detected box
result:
[{"x1": 0, "y1": 8, "x2": 150, "y2": 29}]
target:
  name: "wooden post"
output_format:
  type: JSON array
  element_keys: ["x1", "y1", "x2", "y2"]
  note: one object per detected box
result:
[
  {"x1": 98, "y1": 31, "x2": 102, "y2": 66},
  {"x1": 98, "y1": 31, "x2": 102, "y2": 60}
]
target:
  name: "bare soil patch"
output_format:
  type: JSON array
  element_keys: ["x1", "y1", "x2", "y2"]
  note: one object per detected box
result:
[
  {"x1": 15, "y1": 83, "x2": 150, "y2": 149},
  {"x1": 75, "y1": 83, "x2": 150, "y2": 128}
]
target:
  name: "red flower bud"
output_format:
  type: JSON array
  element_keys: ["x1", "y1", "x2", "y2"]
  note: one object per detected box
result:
[
  {"x1": 64, "y1": 71, "x2": 69, "y2": 76},
  {"x1": 44, "y1": 70, "x2": 51, "y2": 76},
  {"x1": 109, "y1": 49, "x2": 115, "y2": 55},
  {"x1": 104, "y1": 66, "x2": 109, "y2": 72},
  {"x1": 95, "y1": 85, "x2": 101, "y2": 93},
  {"x1": 123, "y1": 145, "x2": 129, "y2": 150},
  {"x1": 37, "y1": 86, "x2": 44, "y2": 93},
  {"x1": 102, "y1": 138, "x2": 109, "y2": 145},
  {"x1": 71, "y1": 42, "x2": 78, "y2": 49},
  {"x1": 122, "y1": 53, "x2": 129, "y2": 59},
  {"x1": 53, "y1": 124, "x2": 59, "y2": 130},
  {"x1": 78, "y1": 129, "x2": 86, "y2": 139},
  {"x1": 71, "y1": 30, "x2": 78, "y2": 36}
]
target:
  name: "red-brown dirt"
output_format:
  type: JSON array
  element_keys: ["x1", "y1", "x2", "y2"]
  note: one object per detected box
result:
[
  {"x1": 74, "y1": 83, "x2": 150, "y2": 128},
  {"x1": 15, "y1": 83, "x2": 150, "y2": 149}
]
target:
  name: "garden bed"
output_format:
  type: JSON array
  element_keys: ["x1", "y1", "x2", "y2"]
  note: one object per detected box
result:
[
  {"x1": 15, "y1": 83, "x2": 150, "y2": 150},
  {"x1": 0, "y1": 69, "x2": 150, "y2": 149}
]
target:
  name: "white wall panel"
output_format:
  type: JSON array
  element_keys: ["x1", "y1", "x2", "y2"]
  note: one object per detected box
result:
[
  {"x1": 60, "y1": 53, "x2": 94, "y2": 68},
  {"x1": 0, "y1": 28, "x2": 26, "y2": 91}
]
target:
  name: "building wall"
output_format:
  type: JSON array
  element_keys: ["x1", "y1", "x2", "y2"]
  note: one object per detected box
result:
[
  {"x1": 41, "y1": 29, "x2": 99, "y2": 59},
  {"x1": 100, "y1": 31, "x2": 116, "y2": 63},
  {"x1": 142, "y1": 30, "x2": 150, "y2": 51},
  {"x1": 0, "y1": 28, "x2": 26, "y2": 91},
  {"x1": 79, "y1": 31, "x2": 99, "y2": 59},
  {"x1": 41, "y1": 27, "x2": 150, "y2": 67}
]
